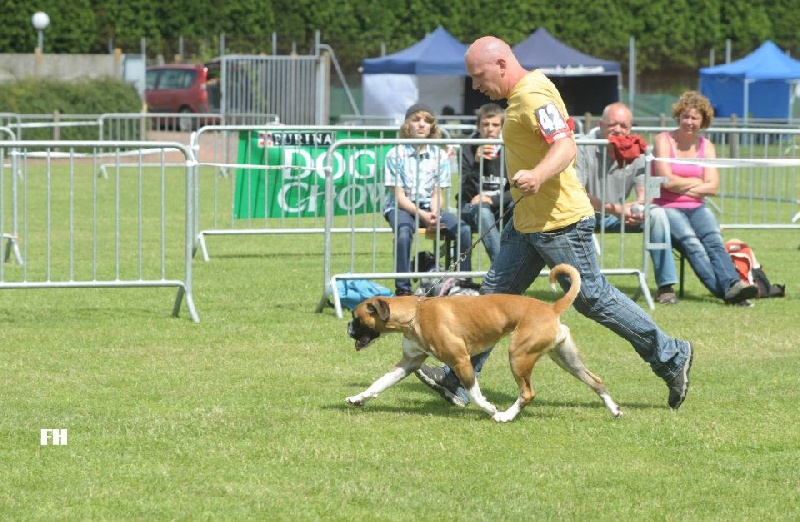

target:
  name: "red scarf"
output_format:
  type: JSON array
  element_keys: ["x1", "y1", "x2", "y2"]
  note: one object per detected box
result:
[{"x1": 607, "y1": 134, "x2": 648, "y2": 167}]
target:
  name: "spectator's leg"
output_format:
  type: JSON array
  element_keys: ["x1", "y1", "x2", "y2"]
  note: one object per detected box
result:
[
  {"x1": 648, "y1": 207, "x2": 678, "y2": 289},
  {"x1": 679, "y1": 252, "x2": 686, "y2": 298},
  {"x1": 665, "y1": 207, "x2": 725, "y2": 298},
  {"x1": 687, "y1": 205, "x2": 740, "y2": 294},
  {"x1": 475, "y1": 203, "x2": 501, "y2": 261},
  {"x1": 596, "y1": 213, "x2": 623, "y2": 233},
  {"x1": 439, "y1": 212, "x2": 473, "y2": 272},
  {"x1": 385, "y1": 209, "x2": 415, "y2": 294}
]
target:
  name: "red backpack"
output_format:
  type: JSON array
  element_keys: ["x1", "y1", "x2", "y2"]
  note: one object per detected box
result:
[{"x1": 725, "y1": 239, "x2": 785, "y2": 298}]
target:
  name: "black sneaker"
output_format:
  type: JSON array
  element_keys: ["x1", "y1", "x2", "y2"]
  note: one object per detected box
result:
[
  {"x1": 667, "y1": 342, "x2": 694, "y2": 410},
  {"x1": 724, "y1": 281, "x2": 758, "y2": 304},
  {"x1": 414, "y1": 364, "x2": 467, "y2": 407}
]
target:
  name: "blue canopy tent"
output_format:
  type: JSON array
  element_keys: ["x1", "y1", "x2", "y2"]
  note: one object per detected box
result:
[
  {"x1": 361, "y1": 27, "x2": 468, "y2": 122},
  {"x1": 362, "y1": 26, "x2": 467, "y2": 75},
  {"x1": 502, "y1": 28, "x2": 621, "y2": 116},
  {"x1": 700, "y1": 40, "x2": 800, "y2": 122}
]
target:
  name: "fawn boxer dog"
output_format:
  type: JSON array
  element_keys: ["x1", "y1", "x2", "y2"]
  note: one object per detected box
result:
[{"x1": 345, "y1": 263, "x2": 622, "y2": 422}]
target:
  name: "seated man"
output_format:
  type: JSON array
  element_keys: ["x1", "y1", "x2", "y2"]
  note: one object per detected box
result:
[
  {"x1": 458, "y1": 103, "x2": 512, "y2": 262},
  {"x1": 576, "y1": 102, "x2": 679, "y2": 304}
]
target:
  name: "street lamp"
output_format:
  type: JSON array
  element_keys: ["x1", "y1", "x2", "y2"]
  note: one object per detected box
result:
[{"x1": 31, "y1": 11, "x2": 50, "y2": 52}]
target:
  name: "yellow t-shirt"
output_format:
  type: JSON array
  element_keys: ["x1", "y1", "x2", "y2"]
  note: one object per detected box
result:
[{"x1": 503, "y1": 70, "x2": 593, "y2": 232}]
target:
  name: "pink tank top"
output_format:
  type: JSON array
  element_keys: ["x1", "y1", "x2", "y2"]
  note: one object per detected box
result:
[{"x1": 654, "y1": 132, "x2": 705, "y2": 209}]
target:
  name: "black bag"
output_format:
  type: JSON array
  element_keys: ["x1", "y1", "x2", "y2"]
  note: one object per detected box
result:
[
  {"x1": 751, "y1": 267, "x2": 786, "y2": 298},
  {"x1": 725, "y1": 239, "x2": 786, "y2": 299}
]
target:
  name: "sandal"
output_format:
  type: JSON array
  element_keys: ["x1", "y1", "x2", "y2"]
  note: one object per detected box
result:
[{"x1": 655, "y1": 287, "x2": 679, "y2": 305}]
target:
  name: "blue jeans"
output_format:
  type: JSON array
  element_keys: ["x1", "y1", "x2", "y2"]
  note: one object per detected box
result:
[
  {"x1": 439, "y1": 215, "x2": 691, "y2": 404},
  {"x1": 384, "y1": 208, "x2": 472, "y2": 293},
  {"x1": 595, "y1": 206, "x2": 678, "y2": 288},
  {"x1": 664, "y1": 205, "x2": 740, "y2": 298},
  {"x1": 461, "y1": 202, "x2": 501, "y2": 261}
]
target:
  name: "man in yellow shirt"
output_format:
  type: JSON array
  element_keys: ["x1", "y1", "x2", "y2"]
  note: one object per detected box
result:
[{"x1": 416, "y1": 36, "x2": 693, "y2": 411}]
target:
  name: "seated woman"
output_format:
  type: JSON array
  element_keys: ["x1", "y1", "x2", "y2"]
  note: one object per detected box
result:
[
  {"x1": 653, "y1": 91, "x2": 758, "y2": 306},
  {"x1": 383, "y1": 103, "x2": 473, "y2": 296}
]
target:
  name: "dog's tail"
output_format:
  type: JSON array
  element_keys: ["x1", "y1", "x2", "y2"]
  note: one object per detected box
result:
[{"x1": 550, "y1": 263, "x2": 581, "y2": 315}]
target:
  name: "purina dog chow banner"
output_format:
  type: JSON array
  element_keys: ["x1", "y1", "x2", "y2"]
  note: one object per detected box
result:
[{"x1": 234, "y1": 129, "x2": 394, "y2": 219}]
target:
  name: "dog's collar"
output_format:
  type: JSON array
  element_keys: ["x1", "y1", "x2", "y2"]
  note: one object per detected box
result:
[{"x1": 406, "y1": 296, "x2": 426, "y2": 329}]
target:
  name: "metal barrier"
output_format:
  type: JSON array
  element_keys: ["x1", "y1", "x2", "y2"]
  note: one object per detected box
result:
[
  {"x1": 0, "y1": 126, "x2": 23, "y2": 264},
  {"x1": 315, "y1": 137, "x2": 492, "y2": 318},
  {"x1": 0, "y1": 140, "x2": 199, "y2": 322},
  {"x1": 212, "y1": 54, "x2": 325, "y2": 125},
  {"x1": 188, "y1": 124, "x2": 402, "y2": 261},
  {"x1": 187, "y1": 122, "x2": 796, "y2": 317},
  {"x1": 94, "y1": 114, "x2": 282, "y2": 180},
  {"x1": 0, "y1": 113, "x2": 98, "y2": 141},
  {"x1": 97, "y1": 113, "x2": 281, "y2": 140},
  {"x1": 580, "y1": 138, "x2": 661, "y2": 311},
  {"x1": 640, "y1": 132, "x2": 800, "y2": 298},
  {"x1": 636, "y1": 126, "x2": 800, "y2": 230},
  {"x1": 0, "y1": 114, "x2": 23, "y2": 138},
  {"x1": 315, "y1": 137, "x2": 658, "y2": 318}
]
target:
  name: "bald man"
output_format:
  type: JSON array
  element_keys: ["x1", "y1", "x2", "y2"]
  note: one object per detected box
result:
[{"x1": 416, "y1": 36, "x2": 694, "y2": 411}]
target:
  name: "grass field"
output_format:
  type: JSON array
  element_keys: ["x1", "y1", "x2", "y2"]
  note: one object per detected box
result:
[{"x1": 2, "y1": 221, "x2": 798, "y2": 519}]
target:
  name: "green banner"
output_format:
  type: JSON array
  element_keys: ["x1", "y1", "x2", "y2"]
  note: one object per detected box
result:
[{"x1": 234, "y1": 129, "x2": 394, "y2": 219}]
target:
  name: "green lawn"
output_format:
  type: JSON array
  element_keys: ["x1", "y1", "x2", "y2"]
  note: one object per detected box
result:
[{"x1": 1, "y1": 222, "x2": 799, "y2": 519}]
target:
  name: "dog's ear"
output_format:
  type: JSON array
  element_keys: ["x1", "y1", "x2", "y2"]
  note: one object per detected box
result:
[{"x1": 366, "y1": 298, "x2": 391, "y2": 322}]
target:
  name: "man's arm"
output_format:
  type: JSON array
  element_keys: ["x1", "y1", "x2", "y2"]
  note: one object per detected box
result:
[{"x1": 512, "y1": 137, "x2": 577, "y2": 194}]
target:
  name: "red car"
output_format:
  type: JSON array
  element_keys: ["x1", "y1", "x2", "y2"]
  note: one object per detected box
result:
[{"x1": 145, "y1": 63, "x2": 220, "y2": 131}]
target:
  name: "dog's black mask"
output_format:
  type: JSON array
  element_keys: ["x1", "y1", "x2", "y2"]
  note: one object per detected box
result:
[{"x1": 347, "y1": 315, "x2": 380, "y2": 351}]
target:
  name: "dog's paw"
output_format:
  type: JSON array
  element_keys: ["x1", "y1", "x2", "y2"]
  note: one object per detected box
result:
[
  {"x1": 492, "y1": 410, "x2": 516, "y2": 423},
  {"x1": 345, "y1": 396, "x2": 364, "y2": 407}
]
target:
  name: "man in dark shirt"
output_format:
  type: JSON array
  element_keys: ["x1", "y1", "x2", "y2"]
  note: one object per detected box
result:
[{"x1": 459, "y1": 103, "x2": 511, "y2": 261}]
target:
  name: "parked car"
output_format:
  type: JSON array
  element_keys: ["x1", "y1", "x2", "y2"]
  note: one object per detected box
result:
[{"x1": 145, "y1": 63, "x2": 221, "y2": 131}]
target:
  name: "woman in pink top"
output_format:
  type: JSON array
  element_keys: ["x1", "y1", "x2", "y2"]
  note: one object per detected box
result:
[{"x1": 653, "y1": 91, "x2": 757, "y2": 305}]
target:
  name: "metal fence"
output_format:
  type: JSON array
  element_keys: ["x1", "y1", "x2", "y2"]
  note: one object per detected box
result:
[
  {"x1": 316, "y1": 129, "x2": 800, "y2": 317},
  {"x1": 188, "y1": 124, "x2": 404, "y2": 261},
  {"x1": 4, "y1": 119, "x2": 795, "y2": 321},
  {"x1": 211, "y1": 54, "x2": 325, "y2": 125},
  {"x1": 0, "y1": 138, "x2": 199, "y2": 322},
  {"x1": 316, "y1": 137, "x2": 659, "y2": 318},
  {"x1": 636, "y1": 126, "x2": 800, "y2": 229},
  {"x1": 0, "y1": 112, "x2": 281, "y2": 142}
]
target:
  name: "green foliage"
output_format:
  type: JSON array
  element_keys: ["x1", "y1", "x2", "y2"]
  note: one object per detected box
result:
[
  {"x1": 721, "y1": 0, "x2": 774, "y2": 54},
  {"x1": 0, "y1": 78, "x2": 141, "y2": 139},
  {"x1": 1, "y1": 1, "x2": 800, "y2": 87},
  {"x1": 0, "y1": 0, "x2": 96, "y2": 53}
]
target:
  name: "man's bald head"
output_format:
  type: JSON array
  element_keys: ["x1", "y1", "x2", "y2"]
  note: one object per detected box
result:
[
  {"x1": 465, "y1": 36, "x2": 511, "y2": 64},
  {"x1": 600, "y1": 102, "x2": 633, "y2": 137},
  {"x1": 465, "y1": 36, "x2": 525, "y2": 100}
]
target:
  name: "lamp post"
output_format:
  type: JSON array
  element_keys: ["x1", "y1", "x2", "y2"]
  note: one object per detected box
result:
[{"x1": 31, "y1": 11, "x2": 50, "y2": 52}]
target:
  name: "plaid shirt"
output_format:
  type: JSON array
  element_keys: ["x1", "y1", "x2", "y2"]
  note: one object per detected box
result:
[{"x1": 383, "y1": 144, "x2": 451, "y2": 212}]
